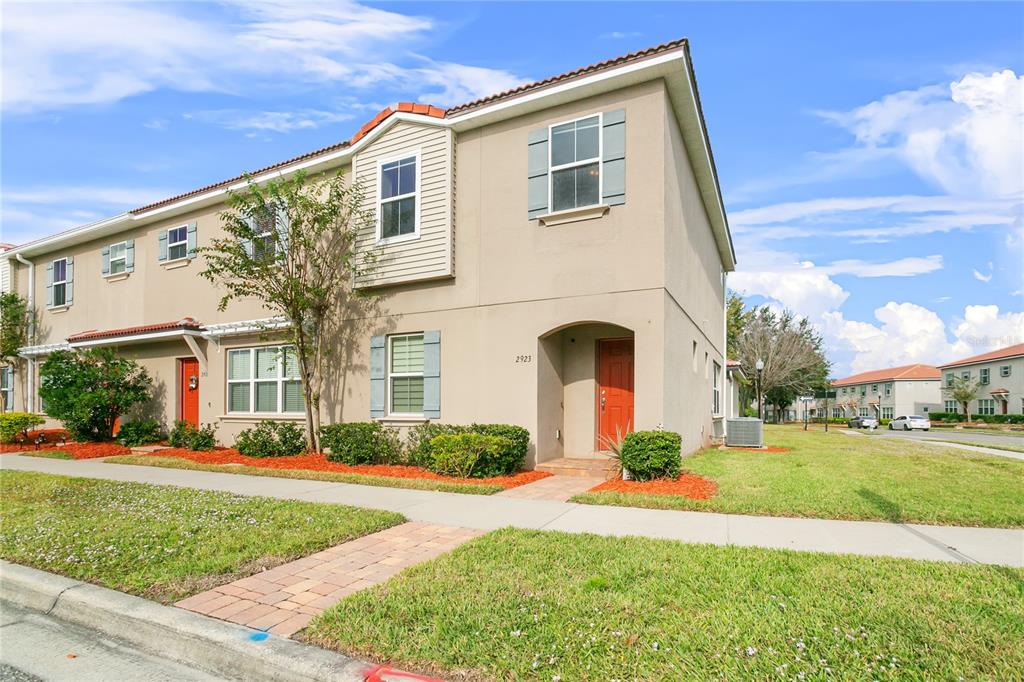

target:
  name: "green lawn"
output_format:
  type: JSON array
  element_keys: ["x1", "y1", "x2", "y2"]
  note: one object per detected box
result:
[
  {"x1": 18, "y1": 450, "x2": 73, "y2": 460},
  {"x1": 943, "y1": 440, "x2": 1024, "y2": 454},
  {"x1": 308, "y1": 528, "x2": 1024, "y2": 681},
  {"x1": 573, "y1": 425, "x2": 1024, "y2": 527},
  {"x1": 104, "y1": 455, "x2": 505, "y2": 495},
  {"x1": 0, "y1": 470, "x2": 403, "y2": 603}
]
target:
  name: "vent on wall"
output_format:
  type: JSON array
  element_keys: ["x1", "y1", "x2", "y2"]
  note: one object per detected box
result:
[{"x1": 725, "y1": 418, "x2": 763, "y2": 448}]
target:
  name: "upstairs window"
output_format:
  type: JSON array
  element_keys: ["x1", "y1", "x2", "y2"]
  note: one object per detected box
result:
[
  {"x1": 52, "y1": 258, "x2": 68, "y2": 307},
  {"x1": 550, "y1": 115, "x2": 600, "y2": 212},
  {"x1": 109, "y1": 242, "x2": 127, "y2": 274},
  {"x1": 252, "y1": 210, "x2": 277, "y2": 262},
  {"x1": 1000, "y1": 364, "x2": 1012, "y2": 378},
  {"x1": 962, "y1": 370, "x2": 971, "y2": 381},
  {"x1": 885, "y1": 383, "x2": 892, "y2": 396},
  {"x1": 871, "y1": 384, "x2": 878, "y2": 393},
  {"x1": 980, "y1": 367, "x2": 990, "y2": 385},
  {"x1": 168, "y1": 225, "x2": 188, "y2": 261},
  {"x1": 379, "y1": 155, "x2": 418, "y2": 240},
  {"x1": 945, "y1": 372, "x2": 954, "y2": 387}
]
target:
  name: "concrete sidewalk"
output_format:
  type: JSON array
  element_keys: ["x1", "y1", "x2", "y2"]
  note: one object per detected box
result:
[
  {"x1": 2, "y1": 454, "x2": 1021, "y2": 567},
  {"x1": 841, "y1": 429, "x2": 1024, "y2": 461}
]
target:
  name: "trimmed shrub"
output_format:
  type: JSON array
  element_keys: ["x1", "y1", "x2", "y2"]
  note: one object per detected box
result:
[
  {"x1": 169, "y1": 420, "x2": 217, "y2": 451},
  {"x1": 470, "y1": 424, "x2": 529, "y2": 473},
  {"x1": 235, "y1": 421, "x2": 307, "y2": 458},
  {"x1": 115, "y1": 419, "x2": 164, "y2": 447},
  {"x1": 406, "y1": 422, "x2": 528, "y2": 474},
  {"x1": 405, "y1": 423, "x2": 466, "y2": 466},
  {"x1": 427, "y1": 433, "x2": 513, "y2": 479},
  {"x1": 0, "y1": 413, "x2": 46, "y2": 443},
  {"x1": 620, "y1": 430, "x2": 682, "y2": 481},
  {"x1": 321, "y1": 422, "x2": 401, "y2": 465}
]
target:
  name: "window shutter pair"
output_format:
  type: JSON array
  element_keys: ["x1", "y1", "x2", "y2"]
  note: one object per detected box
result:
[
  {"x1": 526, "y1": 108, "x2": 626, "y2": 217},
  {"x1": 369, "y1": 331, "x2": 441, "y2": 419},
  {"x1": 101, "y1": 241, "x2": 135, "y2": 274},
  {"x1": 65, "y1": 257, "x2": 74, "y2": 304}
]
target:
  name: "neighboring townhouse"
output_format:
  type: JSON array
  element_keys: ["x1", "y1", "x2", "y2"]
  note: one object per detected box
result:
[
  {"x1": 831, "y1": 364, "x2": 941, "y2": 420},
  {"x1": 2, "y1": 38, "x2": 735, "y2": 466},
  {"x1": 938, "y1": 343, "x2": 1024, "y2": 416},
  {"x1": 1, "y1": 243, "x2": 14, "y2": 412}
]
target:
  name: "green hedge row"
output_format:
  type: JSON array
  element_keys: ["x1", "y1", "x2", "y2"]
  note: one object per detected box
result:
[{"x1": 929, "y1": 412, "x2": 1024, "y2": 425}]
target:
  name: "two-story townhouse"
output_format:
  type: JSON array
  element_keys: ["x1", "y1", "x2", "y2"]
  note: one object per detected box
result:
[
  {"x1": 1, "y1": 243, "x2": 14, "y2": 412},
  {"x1": 3, "y1": 38, "x2": 735, "y2": 466},
  {"x1": 831, "y1": 364, "x2": 941, "y2": 420},
  {"x1": 938, "y1": 343, "x2": 1024, "y2": 416}
]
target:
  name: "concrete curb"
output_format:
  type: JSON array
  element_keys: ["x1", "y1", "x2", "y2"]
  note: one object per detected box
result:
[{"x1": 0, "y1": 560, "x2": 372, "y2": 682}]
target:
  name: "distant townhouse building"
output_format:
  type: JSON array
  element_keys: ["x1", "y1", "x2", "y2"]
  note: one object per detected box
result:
[
  {"x1": 2, "y1": 39, "x2": 736, "y2": 463},
  {"x1": 831, "y1": 364, "x2": 941, "y2": 420},
  {"x1": 1, "y1": 243, "x2": 14, "y2": 412},
  {"x1": 938, "y1": 343, "x2": 1024, "y2": 416}
]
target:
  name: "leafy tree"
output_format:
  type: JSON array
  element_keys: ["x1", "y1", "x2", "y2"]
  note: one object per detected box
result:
[
  {"x1": 200, "y1": 170, "x2": 374, "y2": 452},
  {"x1": 38, "y1": 348, "x2": 152, "y2": 441},
  {"x1": 948, "y1": 375, "x2": 982, "y2": 422},
  {"x1": 0, "y1": 292, "x2": 33, "y2": 412},
  {"x1": 736, "y1": 306, "x2": 830, "y2": 420},
  {"x1": 725, "y1": 291, "x2": 749, "y2": 360}
]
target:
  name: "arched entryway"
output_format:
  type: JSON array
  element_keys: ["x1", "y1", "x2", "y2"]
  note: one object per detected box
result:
[{"x1": 535, "y1": 321, "x2": 635, "y2": 465}]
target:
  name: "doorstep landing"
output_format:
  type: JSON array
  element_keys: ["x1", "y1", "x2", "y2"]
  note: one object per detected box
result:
[
  {"x1": 174, "y1": 522, "x2": 480, "y2": 637},
  {"x1": 497, "y1": 474, "x2": 604, "y2": 501}
]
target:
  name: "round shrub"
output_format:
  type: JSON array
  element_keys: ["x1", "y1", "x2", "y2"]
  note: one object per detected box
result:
[
  {"x1": 427, "y1": 433, "x2": 513, "y2": 479},
  {"x1": 235, "y1": 420, "x2": 307, "y2": 458},
  {"x1": 115, "y1": 419, "x2": 164, "y2": 447},
  {"x1": 0, "y1": 413, "x2": 45, "y2": 444},
  {"x1": 470, "y1": 423, "x2": 529, "y2": 473},
  {"x1": 405, "y1": 423, "x2": 467, "y2": 467},
  {"x1": 320, "y1": 422, "x2": 400, "y2": 465},
  {"x1": 169, "y1": 420, "x2": 217, "y2": 451},
  {"x1": 619, "y1": 430, "x2": 682, "y2": 481}
]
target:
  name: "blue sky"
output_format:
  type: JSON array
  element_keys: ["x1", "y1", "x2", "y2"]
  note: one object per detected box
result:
[{"x1": 2, "y1": 1, "x2": 1022, "y2": 377}]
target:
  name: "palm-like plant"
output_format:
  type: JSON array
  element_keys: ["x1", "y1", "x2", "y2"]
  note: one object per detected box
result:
[{"x1": 597, "y1": 422, "x2": 631, "y2": 480}]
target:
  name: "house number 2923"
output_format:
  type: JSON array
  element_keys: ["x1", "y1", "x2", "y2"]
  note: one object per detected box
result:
[{"x1": 515, "y1": 355, "x2": 533, "y2": 363}]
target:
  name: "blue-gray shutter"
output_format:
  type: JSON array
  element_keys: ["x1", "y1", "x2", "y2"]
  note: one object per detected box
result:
[
  {"x1": 125, "y1": 239, "x2": 135, "y2": 272},
  {"x1": 527, "y1": 127, "x2": 549, "y2": 219},
  {"x1": 241, "y1": 217, "x2": 255, "y2": 258},
  {"x1": 602, "y1": 109, "x2": 626, "y2": 206},
  {"x1": 186, "y1": 222, "x2": 197, "y2": 258},
  {"x1": 369, "y1": 335, "x2": 386, "y2": 418},
  {"x1": 276, "y1": 205, "x2": 289, "y2": 256},
  {"x1": 65, "y1": 256, "x2": 74, "y2": 304},
  {"x1": 101, "y1": 246, "x2": 111, "y2": 275},
  {"x1": 157, "y1": 230, "x2": 168, "y2": 261},
  {"x1": 45, "y1": 262, "x2": 54, "y2": 307},
  {"x1": 422, "y1": 330, "x2": 440, "y2": 419}
]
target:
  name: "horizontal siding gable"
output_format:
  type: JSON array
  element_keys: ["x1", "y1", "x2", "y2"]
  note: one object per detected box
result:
[{"x1": 353, "y1": 121, "x2": 454, "y2": 287}]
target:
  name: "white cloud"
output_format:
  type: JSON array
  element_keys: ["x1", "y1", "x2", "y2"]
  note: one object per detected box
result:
[
  {"x1": 823, "y1": 303, "x2": 953, "y2": 374},
  {"x1": 972, "y1": 262, "x2": 994, "y2": 282},
  {"x1": 818, "y1": 70, "x2": 1024, "y2": 198},
  {"x1": 186, "y1": 109, "x2": 354, "y2": 134},
  {"x1": 816, "y1": 255, "x2": 943, "y2": 278},
  {"x1": 950, "y1": 305, "x2": 1024, "y2": 356},
  {"x1": 1, "y1": 1, "x2": 530, "y2": 112},
  {"x1": 600, "y1": 31, "x2": 642, "y2": 40}
]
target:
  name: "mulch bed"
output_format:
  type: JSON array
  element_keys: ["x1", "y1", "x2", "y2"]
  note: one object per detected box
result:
[
  {"x1": 589, "y1": 472, "x2": 718, "y2": 500},
  {"x1": 144, "y1": 448, "x2": 552, "y2": 490},
  {"x1": 1, "y1": 429, "x2": 131, "y2": 459}
]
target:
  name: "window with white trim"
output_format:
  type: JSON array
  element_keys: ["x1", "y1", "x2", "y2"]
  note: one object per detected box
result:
[
  {"x1": 108, "y1": 241, "x2": 127, "y2": 274},
  {"x1": 226, "y1": 345, "x2": 303, "y2": 414},
  {"x1": 550, "y1": 115, "x2": 600, "y2": 212},
  {"x1": 881, "y1": 407, "x2": 894, "y2": 419},
  {"x1": 379, "y1": 156, "x2": 417, "y2": 240},
  {"x1": 168, "y1": 225, "x2": 188, "y2": 261},
  {"x1": 252, "y1": 210, "x2": 277, "y2": 262},
  {"x1": 979, "y1": 368, "x2": 990, "y2": 384},
  {"x1": 1, "y1": 366, "x2": 13, "y2": 413},
  {"x1": 388, "y1": 333, "x2": 424, "y2": 415},
  {"x1": 871, "y1": 384, "x2": 878, "y2": 393},
  {"x1": 860, "y1": 386, "x2": 866, "y2": 396},
  {"x1": 978, "y1": 398, "x2": 995, "y2": 416},
  {"x1": 944, "y1": 400, "x2": 959, "y2": 413},
  {"x1": 51, "y1": 258, "x2": 67, "y2": 307},
  {"x1": 1000, "y1": 364, "x2": 1011, "y2": 378},
  {"x1": 962, "y1": 370, "x2": 971, "y2": 381},
  {"x1": 832, "y1": 407, "x2": 843, "y2": 419},
  {"x1": 945, "y1": 372, "x2": 954, "y2": 387},
  {"x1": 884, "y1": 383, "x2": 892, "y2": 396},
  {"x1": 859, "y1": 407, "x2": 869, "y2": 417},
  {"x1": 712, "y1": 361, "x2": 721, "y2": 415}
]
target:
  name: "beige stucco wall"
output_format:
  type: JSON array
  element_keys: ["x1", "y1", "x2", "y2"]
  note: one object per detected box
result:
[
  {"x1": 941, "y1": 358, "x2": 1023, "y2": 415},
  {"x1": 9, "y1": 78, "x2": 730, "y2": 460}
]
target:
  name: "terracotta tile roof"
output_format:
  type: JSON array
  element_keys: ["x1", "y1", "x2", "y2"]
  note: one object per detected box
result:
[
  {"x1": 128, "y1": 38, "x2": 692, "y2": 217},
  {"x1": 726, "y1": 359, "x2": 742, "y2": 367},
  {"x1": 832, "y1": 363, "x2": 940, "y2": 387},
  {"x1": 445, "y1": 37, "x2": 688, "y2": 116},
  {"x1": 938, "y1": 343, "x2": 1024, "y2": 369},
  {"x1": 68, "y1": 317, "x2": 201, "y2": 343},
  {"x1": 989, "y1": 387, "x2": 1010, "y2": 394}
]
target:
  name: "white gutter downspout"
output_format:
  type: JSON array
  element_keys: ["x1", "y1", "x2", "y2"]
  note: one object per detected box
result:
[{"x1": 14, "y1": 254, "x2": 35, "y2": 413}]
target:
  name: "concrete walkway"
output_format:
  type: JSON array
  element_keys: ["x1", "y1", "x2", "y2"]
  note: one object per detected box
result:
[
  {"x1": 175, "y1": 522, "x2": 479, "y2": 637},
  {"x1": 841, "y1": 429, "x2": 1024, "y2": 461},
  {"x1": 2, "y1": 454, "x2": 1021, "y2": 567}
]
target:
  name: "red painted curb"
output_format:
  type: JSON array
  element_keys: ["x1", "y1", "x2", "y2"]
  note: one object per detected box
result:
[{"x1": 364, "y1": 664, "x2": 445, "y2": 682}]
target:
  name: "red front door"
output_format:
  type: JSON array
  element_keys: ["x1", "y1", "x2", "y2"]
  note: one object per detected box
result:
[
  {"x1": 597, "y1": 338, "x2": 634, "y2": 447},
  {"x1": 179, "y1": 358, "x2": 199, "y2": 428}
]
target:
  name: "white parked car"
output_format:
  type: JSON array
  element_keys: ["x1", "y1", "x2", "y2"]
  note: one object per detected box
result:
[{"x1": 889, "y1": 415, "x2": 930, "y2": 431}]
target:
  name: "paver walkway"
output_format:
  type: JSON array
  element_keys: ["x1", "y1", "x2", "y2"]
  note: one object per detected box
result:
[
  {"x1": 2, "y1": 455, "x2": 1021, "y2": 567},
  {"x1": 496, "y1": 474, "x2": 604, "y2": 501},
  {"x1": 175, "y1": 522, "x2": 480, "y2": 637}
]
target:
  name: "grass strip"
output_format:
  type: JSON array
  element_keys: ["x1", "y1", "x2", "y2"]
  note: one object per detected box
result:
[{"x1": 0, "y1": 470, "x2": 403, "y2": 603}]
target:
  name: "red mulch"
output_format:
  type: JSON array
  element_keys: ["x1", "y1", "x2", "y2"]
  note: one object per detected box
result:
[
  {"x1": 144, "y1": 448, "x2": 551, "y2": 489},
  {"x1": 0, "y1": 430, "x2": 130, "y2": 459},
  {"x1": 589, "y1": 472, "x2": 718, "y2": 500},
  {"x1": 729, "y1": 446, "x2": 791, "y2": 453}
]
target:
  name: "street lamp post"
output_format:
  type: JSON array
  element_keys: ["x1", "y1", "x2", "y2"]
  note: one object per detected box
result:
[{"x1": 755, "y1": 358, "x2": 765, "y2": 421}]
